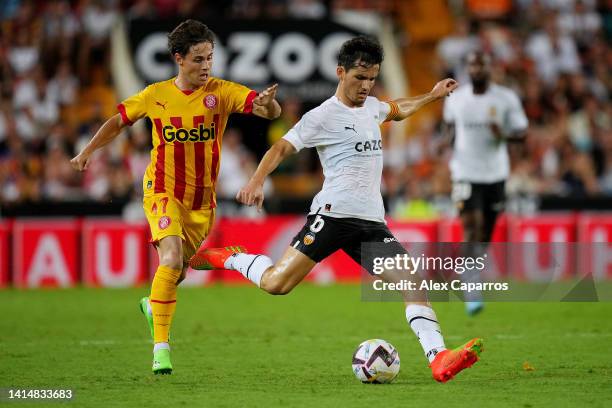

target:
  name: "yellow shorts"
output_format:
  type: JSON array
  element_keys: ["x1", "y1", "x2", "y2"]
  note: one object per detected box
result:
[{"x1": 143, "y1": 193, "x2": 215, "y2": 263}]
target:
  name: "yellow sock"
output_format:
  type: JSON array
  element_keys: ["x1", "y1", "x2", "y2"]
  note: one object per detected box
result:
[{"x1": 150, "y1": 265, "x2": 181, "y2": 344}]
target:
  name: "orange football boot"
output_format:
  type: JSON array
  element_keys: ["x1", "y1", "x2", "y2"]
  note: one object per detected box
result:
[
  {"x1": 430, "y1": 338, "x2": 483, "y2": 383},
  {"x1": 189, "y1": 246, "x2": 246, "y2": 270}
]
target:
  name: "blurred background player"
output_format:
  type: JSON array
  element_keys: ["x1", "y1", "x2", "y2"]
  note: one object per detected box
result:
[
  {"x1": 443, "y1": 51, "x2": 528, "y2": 315},
  {"x1": 191, "y1": 37, "x2": 483, "y2": 383},
  {"x1": 70, "y1": 19, "x2": 280, "y2": 374}
]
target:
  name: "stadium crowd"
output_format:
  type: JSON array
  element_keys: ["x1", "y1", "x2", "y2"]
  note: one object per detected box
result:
[
  {"x1": 0, "y1": 0, "x2": 610, "y2": 219},
  {"x1": 390, "y1": 0, "x2": 612, "y2": 219}
]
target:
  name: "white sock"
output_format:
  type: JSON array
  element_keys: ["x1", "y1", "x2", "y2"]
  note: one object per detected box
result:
[
  {"x1": 224, "y1": 253, "x2": 273, "y2": 287},
  {"x1": 405, "y1": 304, "x2": 446, "y2": 363},
  {"x1": 153, "y1": 342, "x2": 170, "y2": 353},
  {"x1": 462, "y1": 243, "x2": 485, "y2": 303},
  {"x1": 462, "y1": 266, "x2": 484, "y2": 303}
]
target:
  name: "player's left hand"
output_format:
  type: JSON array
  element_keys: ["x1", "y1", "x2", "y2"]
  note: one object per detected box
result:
[
  {"x1": 253, "y1": 84, "x2": 278, "y2": 107},
  {"x1": 431, "y1": 78, "x2": 458, "y2": 99}
]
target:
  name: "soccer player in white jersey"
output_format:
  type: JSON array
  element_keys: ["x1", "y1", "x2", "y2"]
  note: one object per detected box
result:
[
  {"x1": 443, "y1": 51, "x2": 528, "y2": 315},
  {"x1": 191, "y1": 37, "x2": 483, "y2": 383}
]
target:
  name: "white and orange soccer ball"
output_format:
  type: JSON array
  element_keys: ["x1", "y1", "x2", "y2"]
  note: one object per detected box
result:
[{"x1": 352, "y1": 339, "x2": 400, "y2": 384}]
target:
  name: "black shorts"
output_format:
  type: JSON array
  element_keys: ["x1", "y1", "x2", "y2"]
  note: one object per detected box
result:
[
  {"x1": 452, "y1": 180, "x2": 505, "y2": 213},
  {"x1": 291, "y1": 214, "x2": 408, "y2": 275}
]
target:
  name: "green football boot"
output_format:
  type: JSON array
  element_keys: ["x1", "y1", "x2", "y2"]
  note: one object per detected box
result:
[
  {"x1": 152, "y1": 348, "x2": 173, "y2": 375},
  {"x1": 139, "y1": 297, "x2": 154, "y2": 340}
]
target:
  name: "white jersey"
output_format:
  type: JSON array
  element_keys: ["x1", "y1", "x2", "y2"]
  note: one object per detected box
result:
[
  {"x1": 443, "y1": 83, "x2": 528, "y2": 183},
  {"x1": 283, "y1": 95, "x2": 392, "y2": 223}
]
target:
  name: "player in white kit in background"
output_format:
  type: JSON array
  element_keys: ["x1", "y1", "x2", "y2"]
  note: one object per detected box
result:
[
  {"x1": 191, "y1": 37, "x2": 484, "y2": 383},
  {"x1": 443, "y1": 51, "x2": 528, "y2": 315}
]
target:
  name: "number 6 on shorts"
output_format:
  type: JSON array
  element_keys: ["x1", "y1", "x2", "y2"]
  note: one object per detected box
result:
[{"x1": 310, "y1": 215, "x2": 325, "y2": 233}]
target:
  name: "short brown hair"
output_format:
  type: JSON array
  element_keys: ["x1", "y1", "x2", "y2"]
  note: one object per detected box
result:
[
  {"x1": 337, "y1": 36, "x2": 384, "y2": 71},
  {"x1": 168, "y1": 19, "x2": 215, "y2": 57}
]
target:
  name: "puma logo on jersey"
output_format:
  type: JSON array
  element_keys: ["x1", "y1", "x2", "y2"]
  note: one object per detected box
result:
[
  {"x1": 355, "y1": 139, "x2": 382, "y2": 152},
  {"x1": 156, "y1": 101, "x2": 168, "y2": 110},
  {"x1": 345, "y1": 124, "x2": 358, "y2": 134}
]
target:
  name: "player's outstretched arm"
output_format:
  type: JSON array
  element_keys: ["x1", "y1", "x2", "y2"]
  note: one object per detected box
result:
[
  {"x1": 236, "y1": 139, "x2": 296, "y2": 210},
  {"x1": 70, "y1": 113, "x2": 127, "y2": 171},
  {"x1": 252, "y1": 84, "x2": 281, "y2": 120},
  {"x1": 391, "y1": 78, "x2": 458, "y2": 121}
]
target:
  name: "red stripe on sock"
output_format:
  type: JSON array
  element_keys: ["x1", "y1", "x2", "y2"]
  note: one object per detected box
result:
[{"x1": 150, "y1": 299, "x2": 177, "y2": 304}]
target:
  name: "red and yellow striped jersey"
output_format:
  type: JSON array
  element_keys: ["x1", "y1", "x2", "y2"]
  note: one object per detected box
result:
[{"x1": 118, "y1": 77, "x2": 256, "y2": 210}]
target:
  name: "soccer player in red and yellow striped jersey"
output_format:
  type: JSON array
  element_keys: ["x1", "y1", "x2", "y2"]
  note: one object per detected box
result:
[
  {"x1": 119, "y1": 73, "x2": 258, "y2": 211},
  {"x1": 71, "y1": 20, "x2": 280, "y2": 374}
]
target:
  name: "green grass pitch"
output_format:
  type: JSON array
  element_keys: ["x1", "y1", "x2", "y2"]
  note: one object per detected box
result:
[{"x1": 2, "y1": 284, "x2": 611, "y2": 407}]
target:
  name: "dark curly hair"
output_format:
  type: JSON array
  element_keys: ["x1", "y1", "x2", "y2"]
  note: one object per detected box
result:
[
  {"x1": 337, "y1": 36, "x2": 384, "y2": 71},
  {"x1": 168, "y1": 19, "x2": 215, "y2": 57}
]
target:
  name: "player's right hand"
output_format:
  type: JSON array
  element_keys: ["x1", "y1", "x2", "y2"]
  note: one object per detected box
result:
[
  {"x1": 236, "y1": 181, "x2": 265, "y2": 211},
  {"x1": 431, "y1": 78, "x2": 458, "y2": 99},
  {"x1": 70, "y1": 152, "x2": 90, "y2": 171}
]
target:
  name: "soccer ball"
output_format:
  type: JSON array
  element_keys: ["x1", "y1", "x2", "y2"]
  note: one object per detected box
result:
[{"x1": 352, "y1": 339, "x2": 400, "y2": 384}]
